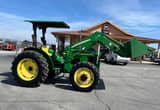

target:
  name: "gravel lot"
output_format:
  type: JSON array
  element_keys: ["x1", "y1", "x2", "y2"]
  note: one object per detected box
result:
[{"x1": 0, "y1": 55, "x2": 160, "y2": 110}]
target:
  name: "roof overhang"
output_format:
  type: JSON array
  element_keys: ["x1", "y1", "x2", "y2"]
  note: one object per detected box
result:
[
  {"x1": 52, "y1": 31, "x2": 160, "y2": 43},
  {"x1": 52, "y1": 31, "x2": 90, "y2": 37}
]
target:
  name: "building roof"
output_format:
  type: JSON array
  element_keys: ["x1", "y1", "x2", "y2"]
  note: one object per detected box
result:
[
  {"x1": 52, "y1": 31, "x2": 90, "y2": 37},
  {"x1": 52, "y1": 20, "x2": 160, "y2": 43},
  {"x1": 84, "y1": 20, "x2": 135, "y2": 36}
]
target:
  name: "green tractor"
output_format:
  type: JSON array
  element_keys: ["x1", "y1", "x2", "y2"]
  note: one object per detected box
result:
[{"x1": 11, "y1": 20, "x2": 152, "y2": 91}]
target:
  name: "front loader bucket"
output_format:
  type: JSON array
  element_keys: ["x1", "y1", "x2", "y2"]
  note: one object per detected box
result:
[{"x1": 118, "y1": 38, "x2": 153, "y2": 58}]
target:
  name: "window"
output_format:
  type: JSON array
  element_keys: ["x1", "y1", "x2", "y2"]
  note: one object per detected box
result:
[
  {"x1": 102, "y1": 24, "x2": 110, "y2": 34},
  {"x1": 64, "y1": 37, "x2": 70, "y2": 47},
  {"x1": 103, "y1": 30, "x2": 109, "y2": 34},
  {"x1": 103, "y1": 24, "x2": 109, "y2": 28}
]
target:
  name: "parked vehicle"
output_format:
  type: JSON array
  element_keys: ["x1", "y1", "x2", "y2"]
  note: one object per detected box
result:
[
  {"x1": 104, "y1": 52, "x2": 130, "y2": 65},
  {"x1": 3, "y1": 42, "x2": 16, "y2": 51},
  {"x1": 101, "y1": 48, "x2": 130, "y2": 65},
  {"x1": 150, "y1": 50, "x2": 160, "y2": 64},
  {"x1": 0, "y1": 43, "x2": 2, "y2": 50}
]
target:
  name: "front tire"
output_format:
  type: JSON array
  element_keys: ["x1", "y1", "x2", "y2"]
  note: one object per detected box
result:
[
  {"x1": 70, "y1": 62, "x2": 99, "y2": 92},
  {"x1": 11, "y1": 51, "x2": 49, "y2": 87}
]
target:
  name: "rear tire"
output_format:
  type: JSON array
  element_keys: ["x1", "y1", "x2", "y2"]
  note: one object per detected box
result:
[
  {"x1": 122, "y1": 62, "x2": 128, "y2": 65},
  {"x1": 104, "y1": 54, "x2": 109, "y2": 63},
  {"x1": 110, "y1": 58, "x2": 116, "y2": 65},
  {"x1": 104, "y1": 56, "x2": 108, "y2": 63},
  {"x1": 70, "y1": 62, "x2": 99, "y2": 92},
  {"x1": 11, "y1": 51, "x2": 49, "y2": 87}
]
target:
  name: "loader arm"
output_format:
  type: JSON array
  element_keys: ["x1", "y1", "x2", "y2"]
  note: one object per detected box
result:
[
  {"x1": 63, "y1": 32, "x2": 152, "y2": 60},
  {"x1": 70, "y1": 32, "x2": 123, "y2": 54}
]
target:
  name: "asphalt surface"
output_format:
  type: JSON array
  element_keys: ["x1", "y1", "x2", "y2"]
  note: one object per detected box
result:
[{"x1": 0, "y1": 55, "x2": 160, "y2": 110}]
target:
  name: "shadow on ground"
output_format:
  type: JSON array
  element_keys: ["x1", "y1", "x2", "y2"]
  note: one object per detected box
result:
[
  {"x1": 0, "y1": 72, "x2": 19, "y2": 86},
  {"x1": 0, "y1": 72, "x2": 106, "y2": 91},
  {"x1": 53, "y1": 76, "x2": 106, "y2": 92}
]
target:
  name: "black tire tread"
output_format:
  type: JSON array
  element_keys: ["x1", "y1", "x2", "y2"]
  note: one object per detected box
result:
[
  {"x1": 70, "y1": 62, "x2": 99, "y2": 92},
  {"x1": 11, "y1": 50, "x2": 49, "y2": 87}
]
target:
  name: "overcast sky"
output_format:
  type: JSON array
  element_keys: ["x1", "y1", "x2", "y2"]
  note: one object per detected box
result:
[{"x1": 0, "y1": 0, "x2": 160, "y2": 44}]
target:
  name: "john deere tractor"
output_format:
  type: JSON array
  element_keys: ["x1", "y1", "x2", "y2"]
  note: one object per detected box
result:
[{"x1": 11, "y1": 20, "x2": 152, "y2": 91}]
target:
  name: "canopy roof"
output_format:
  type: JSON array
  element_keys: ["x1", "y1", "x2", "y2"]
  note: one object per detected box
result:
[{"x1": 25, "y1": 20, "x2": 70, "y2": 29}]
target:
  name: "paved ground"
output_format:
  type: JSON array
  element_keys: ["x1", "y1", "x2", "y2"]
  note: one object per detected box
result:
[
  {"x1": 0, "y1": 51, "x2": 17, "y2": 56},
  {"x1": 0, "y1": 55, "x2": 160, "y2": 110}
]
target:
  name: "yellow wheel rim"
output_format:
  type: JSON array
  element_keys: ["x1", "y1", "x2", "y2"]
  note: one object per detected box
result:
[
  {"x1": 74, "y1": 67, "x2": 94, "y2": 88},
  {"x1": 17, "y1": 58, "x2": 39, "y2": 81}
]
